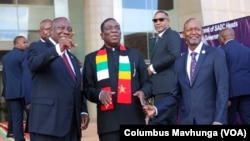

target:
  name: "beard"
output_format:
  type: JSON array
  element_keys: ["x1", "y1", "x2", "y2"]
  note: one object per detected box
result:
[{"x1": 188, "y1": 39, "x2": 201, "y2": 46}]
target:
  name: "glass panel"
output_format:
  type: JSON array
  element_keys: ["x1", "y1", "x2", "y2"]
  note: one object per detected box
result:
[
  {"x1": 0, "y1": 3, "x2": 54, "y2": 51},
  {"x1": 54, "y1": 0, "x2": 69, "y2": 18},
  {"x1": 0, "y1": 7, "x2": 18, "y2": 39},
  {"x1": 68, "y1": 0, "x2": 85, "y2": 61},
  {"x1": 17, "y1": 6, "x2": 29, "y2": 38},
  {"x1": 122, "y1": 0, "x2": 158, "y2": 60},
  {"x1": 123, "y1": 0, "x2": 157, "y2": 9},
  {"x1": 0, "y1": 6, "x2": 19, "y2": 50}
]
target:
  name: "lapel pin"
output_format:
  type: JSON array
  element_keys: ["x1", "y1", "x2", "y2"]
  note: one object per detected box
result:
[{"x1": 201, "y1": 50, "x2": 206, "y2": 54}]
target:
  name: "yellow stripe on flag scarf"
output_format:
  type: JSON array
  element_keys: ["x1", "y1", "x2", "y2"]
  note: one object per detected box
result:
[{"x1": 118, "y1": 71, "x2": 131, "y2": 79}]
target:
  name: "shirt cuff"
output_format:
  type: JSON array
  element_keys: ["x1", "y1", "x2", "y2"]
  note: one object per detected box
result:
[
  {"x1": 213, "y1": 121, "x2": 223, "y2": 125},
  {"x1": 149, "y1": 64, "x2": 157, "y2": 74},
  {"x1": 153, "y1": 106, "x2": 158, "y2": 116},
  {"x1": 55, "y1": 44, "x2": 63, "y2": 56},
  {"x1": 81, "y1": 112, "x2": 88, "y2": 115}
]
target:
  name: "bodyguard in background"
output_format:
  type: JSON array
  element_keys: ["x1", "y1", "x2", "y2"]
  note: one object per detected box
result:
[
  {"x1": 218, "y1": 28, "x2": 250, "y2": 124},
  {"x1": 147, "y1": 10, "x2": 181, "y2": 125},
  {"x1": 38, "y1": 19, "x2": 52, "y2": 42},
  {"x1": 2, "y1": 36, "x2": 29, "y2": 141}
]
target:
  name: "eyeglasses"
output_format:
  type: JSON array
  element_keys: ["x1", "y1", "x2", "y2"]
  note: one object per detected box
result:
[{"x1": 152, "y1": 18, "x2": 166, "y2": 23}]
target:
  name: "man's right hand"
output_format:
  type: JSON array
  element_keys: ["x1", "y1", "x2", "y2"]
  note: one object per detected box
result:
[
  {"x1": 59, "y1": 32, "x2": 77, "y2": 51},
  {"x1": 143, "y1": 105, "x2": 156, "y2": 117},
  {"x1": 147, "y1": 66, "x2": 153, "y2": 76},
  {"x1": 99, "y1": 90, "x2": 115, "y2": 107}
]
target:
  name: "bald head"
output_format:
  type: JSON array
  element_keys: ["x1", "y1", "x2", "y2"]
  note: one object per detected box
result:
[
  {"x1": 39, "y1": 19, "x2": 52, "y2": 41},
  {"x1": 218, "y1": 28, "x2": 235, "y2": 45},
  {"x1": 183, "y1": 18, "x2": 203, "y2": 31}
]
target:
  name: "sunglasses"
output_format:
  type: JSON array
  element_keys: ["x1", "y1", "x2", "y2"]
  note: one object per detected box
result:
[{"x1": 152, "y1": 18, "x2": 166, "y2": 23}]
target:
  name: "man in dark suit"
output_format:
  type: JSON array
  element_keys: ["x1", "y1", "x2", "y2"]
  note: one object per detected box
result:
[
  {"x1": 27, "y1": 17, "x2": 89, "y2": 141},
  {"x1": 218, "y1": 28, "x2": 250, "y2": 124},
  {"x1": 2, "y1": 35, "x2": 29, "y2": 141},
  {"x1": 82, "y1": 18, "x2": 152, "y2": 141},
  {"x1": 147, "y1": 10, "x2": 181, "y2": 125},
  {"x1": 143, "y1": 18, "x2": 229, "y2": 125},
  {"x1": 38, "y1": 19, "x2": 52, "y2": 43}
]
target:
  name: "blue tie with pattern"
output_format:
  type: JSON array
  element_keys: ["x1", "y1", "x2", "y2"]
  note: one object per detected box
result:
[{"x1": 190, "y1": 52, "x2": 197, "y2": 85}]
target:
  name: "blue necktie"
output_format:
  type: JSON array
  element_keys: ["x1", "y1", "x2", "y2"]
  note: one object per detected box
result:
[{"x1": 190, "y1": 52, "x2": 197, "y2": 85}]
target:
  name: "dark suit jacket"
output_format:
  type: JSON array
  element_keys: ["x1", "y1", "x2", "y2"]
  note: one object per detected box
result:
[
  {"x1": 156, "y1": 44, "x2": 229, "y2": 124},
  {"x1": 2, "y1": 47, "x2": 24, "y2": 99},
  {"x1": 83, "y1": 46, "x2": 152, "y2": 134},
  {"x1": 21, "y1": 48, "x2": 32, "y2": 105},
  {"x1": 221, "y1": 40, "x2": 250, "y2": 98},
  {"x1": 27, "y1": 39, "x2": 88, "y2": 137},
  {"x1": 150, "y1": 27, "x2": 181, "y2": 94}
]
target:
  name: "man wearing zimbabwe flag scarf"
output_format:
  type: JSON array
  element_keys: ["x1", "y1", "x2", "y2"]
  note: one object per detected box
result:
[{"x1": 82, "y1": 18, "x2": 152, "y2": 141}]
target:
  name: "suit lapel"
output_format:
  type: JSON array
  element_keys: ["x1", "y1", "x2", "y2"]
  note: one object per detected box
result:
[{"x1": 182, "y1": 53, "x2": 191, "y2": 85}]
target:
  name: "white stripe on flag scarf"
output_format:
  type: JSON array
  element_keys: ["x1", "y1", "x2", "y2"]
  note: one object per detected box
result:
[
  {"x1": 119, "y1": 56, "x2": 129, "y2": 63},
  {"x1": 97, "y1": 69, "x2": 109, "y2": 81}
]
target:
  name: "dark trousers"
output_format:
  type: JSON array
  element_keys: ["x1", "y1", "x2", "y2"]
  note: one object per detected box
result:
[
  {"x1": 228, "y1": 95, "x2": 250, "y2": 125},
  {"x1": 31, "y1": 126, "x2": 79, "y2": 141},
  {"x1": 8, "y1": 98, "x2": 25, "y2": 141},
  {"x1": 148, "y1": 93, "x2": 178, "y2": 125},
  {"x1": 6, "y1": 100, "x2": 13, "y2": 134},
  {"x1": 99, "y1": 131, "x2": 120, "y2": 141}
]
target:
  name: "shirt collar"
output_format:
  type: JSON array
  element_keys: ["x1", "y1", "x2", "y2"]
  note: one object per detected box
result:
[
  {"x1": 188, "y1": 42, "x2": 203, "y2": 54},
  {"x1": 49, "y1": 37, "x2": 56, "y2": 45},
  {"x1": 158, "y1": 27, "x2": 168, "y2": 38},
  {"x1": 225, "y1": 39, "x2": 233, "y2": 45},
  {"x1": 40, "y1": 38, "x2": 46, "y2": 42}
]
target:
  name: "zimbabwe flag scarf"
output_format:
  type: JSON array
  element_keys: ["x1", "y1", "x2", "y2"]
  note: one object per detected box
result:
[{"x1": 96, "y1": 44, "x2": 132, "y2": 111}]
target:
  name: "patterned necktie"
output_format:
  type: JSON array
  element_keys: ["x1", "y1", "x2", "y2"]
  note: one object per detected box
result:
[
  {"x1": 62, "y1": 53, "x2": 76, "y2": 82},
  {"x1": 190, "y1": 52, "x2": 197, "y2": 85}
]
